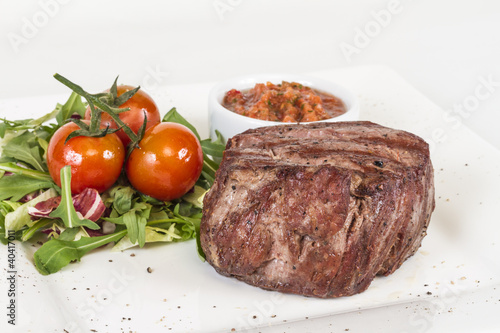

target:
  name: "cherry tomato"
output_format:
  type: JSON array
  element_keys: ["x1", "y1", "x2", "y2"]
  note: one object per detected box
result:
[
  {"x1": 47, "y1": 121, "x2": 125, "y2": 194},
  {"x1": 126, "y1": 122, "x2": 203, "y2": 201},
  {"x1": 85, "y1": 85, "x2": 160, "y2": 147}
]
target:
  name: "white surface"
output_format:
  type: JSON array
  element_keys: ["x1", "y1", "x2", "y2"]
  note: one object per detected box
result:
[
  {"x1": 0, "y1": 66, "x2": 499, "y2": 333},
  {"x1": 207, "y1": 73, "x2": 359, "y2": 140}
]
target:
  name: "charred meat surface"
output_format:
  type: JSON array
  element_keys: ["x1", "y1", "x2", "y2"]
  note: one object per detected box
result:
[{"x1": 201, "y1": 121, "x2": 435, "y2": 298}]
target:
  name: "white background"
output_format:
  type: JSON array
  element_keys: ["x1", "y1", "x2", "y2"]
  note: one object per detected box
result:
[
  {"x1": 1, "y1": 0, "x2": 499, "y2": 149},
  {"x1": 1, "y1": 1, "x2": 499, "y2": 332}
]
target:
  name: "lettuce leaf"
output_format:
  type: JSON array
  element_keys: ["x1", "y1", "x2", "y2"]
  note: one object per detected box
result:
[
  {"x1": 4, "y1": 188, "x2": 58, "y2": 233},
  {"x1": 111, "y1": 225, "x2": 181, "y2": 252}
]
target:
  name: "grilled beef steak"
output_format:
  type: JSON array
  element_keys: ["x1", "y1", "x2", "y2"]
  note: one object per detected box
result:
[{"x1": 201, "y1": 121, "x2": 435, "y2": 298}]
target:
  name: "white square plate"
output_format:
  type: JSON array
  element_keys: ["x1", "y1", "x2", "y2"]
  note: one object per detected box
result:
[{"x1": 1, "y1": 66, "x2": 499, "y2": 333}]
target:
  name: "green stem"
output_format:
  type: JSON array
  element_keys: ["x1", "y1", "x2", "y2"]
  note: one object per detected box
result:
[
  {"x1": 53, "y1": 73, "x2": 139, "y2": 143},
  {"x1": 0, "y1": 162, "x2": 52, "y2": 181},
  {"x1": 146, "y1": 218, "x2": 192, "y2": 226}
]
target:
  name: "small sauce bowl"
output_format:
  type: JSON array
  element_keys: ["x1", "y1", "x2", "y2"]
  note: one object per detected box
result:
[{"x1": 208, "y1": 74, "x2": 359, "y2": 141}]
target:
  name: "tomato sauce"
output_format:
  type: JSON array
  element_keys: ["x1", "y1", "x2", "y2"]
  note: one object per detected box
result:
[{"x1": 222, "y1": 81, "x2": 346, "y2": 122}]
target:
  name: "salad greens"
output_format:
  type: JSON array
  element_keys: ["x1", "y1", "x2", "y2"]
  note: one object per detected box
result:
[
  {"x1": 0, "y1": 91, "x2": 225, "y2": 275},
  {"x1": 49, "y1": 166, "x2": 100, "y2": 230}
]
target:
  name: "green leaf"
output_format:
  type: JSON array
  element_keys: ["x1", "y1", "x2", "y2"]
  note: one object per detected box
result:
[
  {"x1": 37, "y1": 137, "x2": 50, "y2": 159},
  {"x1": 0, "y1": 174, "x2": 55, "y2": 201},
  {"x1": 2, "y1": 131, "x2": 46, "y2": 171},
  {"x1": 171, "y1": 203, "x2": 205, "y2": 261},
  {"x1": 21, "y1": 218, "x2": 53, "y2": 241},
  {"x1": 200, "y1": 130, "x2": 225, "y2": 188},
  {"x1": 181, "y1": 186, "x2": 207, "y2": 209},
  {"x1": 122, "y1": 211, "x2": 141, "y2": 246},
  {"x1": 173, "y1": 203, "x2": 200, "y2": 226},
  {"x1": 0, "y1": 122, "x2": 6, "y2": 138},
  {"x1": 30, "y1": 107, "x2": 61, "y2": 127},
  {"x1": 200, "y1": 139, "x2": 225, "y2": 158},
  {"x1": 162, "y1": 107, "x2": 201, "y2": 141},
  {"x1": 103, "y1": 201, "x2": 151, "y2": 247},
  {"x1": 194, "y1": 217, "x2": 205, "y2": 261},
  {"x1": 108, "y1": 186, "x2": 135, "y2": 215},
  {"x1": 49, "y1": 166, "x2": 99, "y2": 230},
  {"x1": 112, "y1": 225, "x2": 182, "y2": 252},
  {"x1": 59, "y1": 227, "x2": 81, "y2": 241},
  {"x1": 0, "y1": 162, "x2": 53, "y2": 181},
  {"x1": 0, "y1": 107, "x2": 58, "y2": 137},
  {"x1": 56, "y1": 92, "x2": 87, "y2": 125},
  {"x1": 33, "y1": 229, "x2": 127, "y2": 275},
  {"x1": 200, "y1": 165, "x2": 216, "y2": 188}
]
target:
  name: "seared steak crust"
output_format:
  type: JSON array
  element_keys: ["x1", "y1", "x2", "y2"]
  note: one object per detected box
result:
[{"x1": 201, "y1": 121, "x2": 434, "y2": 298}]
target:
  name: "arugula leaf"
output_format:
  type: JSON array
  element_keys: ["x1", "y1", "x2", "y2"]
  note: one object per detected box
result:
[
  {"x1": 171, "y1": 203, "x2": 205, "y2": 260},
  {"x1": 200, "y1": 131, "x2": 225, "y2": 188},
  {"x1": 0, "y1": 109, "x2": 58, "y2": 138},
  {"x1": 33, "y1": 229, "x2": 127, "y2": 275},
  {"x1": 30, "y1": 107, "x2": 61, "y2": 128},
  {"x1": 193, "y1": 216, "x2": 205, "y2": 261},
  {"x1": 112, "y1": 225, "x2": 182, "y2": 251},
  {"x1": 104, "y1": 201, "x2": 151, "y2": 248},
  {"x1": 59, "y1": 227, "x2": 81, "y2": 241},
  {"x1": 107, "y1": 185, "x2": 135, "y2": 215},
  {"x1": 122, "y1": 210, "x2": 147, "y2": 247},
  {"x1": 2, "y1": 131, "x2": 46, "y2": 171},
  {"x1": 55, "y1": 92, "x2": 87, "y2": 125},
  {"x1": 0, "y1": 162, "x2": 53, "y2": 181},
  {"x1": 0, "y1": 174, "x2": 55, "y2": 201},
  {"x1": 49, "y1": 166, "x2": 99, "y2": 230},
  {"x1": 200, "y1": 139, "x2": 225, "y2": 158},
  {"x1": 162, "y1": 107, "x2": 201, "y2": 140},
  {"x1": 21, "y1": 218, "x2": 53, "y2": 242},
  {"x1": 200, "y1": 167, "x2": 216, "y2": 189}
]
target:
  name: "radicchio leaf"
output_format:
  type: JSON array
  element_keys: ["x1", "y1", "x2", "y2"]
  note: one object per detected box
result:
[
  {"x1": 73, "y1": 188, "x2": 106, "y2": 222},
  {"x1": 28, "y1": 197, "x2": 61, "y2": 218},
  {"x1": 20, "y1": 190, "x2": 43, "y2": 203},
  {"x1": 28, "y1": 188, "x2": 106, "y2": 222}
]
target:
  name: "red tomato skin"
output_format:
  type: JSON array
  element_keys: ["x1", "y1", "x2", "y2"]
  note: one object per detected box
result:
[
  {"x1": 84, "y1": 85, "x2": 160, "y2": 146},
  {"x1": 47, "y1": 122, "x2": 125, "y2": 194},
  {"x1": 126, "y1": 122, "x2": 203, "y2": 201}
]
